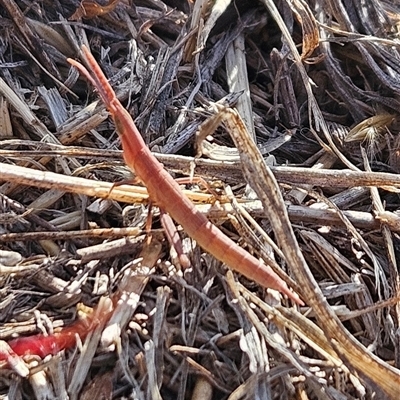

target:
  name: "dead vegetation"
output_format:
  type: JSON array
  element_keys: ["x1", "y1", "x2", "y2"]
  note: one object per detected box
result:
[{"x1": 0, "y1": 0, "x2": 400, "y2": 399}]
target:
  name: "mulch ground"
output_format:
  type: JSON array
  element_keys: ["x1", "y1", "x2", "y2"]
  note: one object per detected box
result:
[{"x1": 0, "y1": 1, "x2": 400, "y2": 399}]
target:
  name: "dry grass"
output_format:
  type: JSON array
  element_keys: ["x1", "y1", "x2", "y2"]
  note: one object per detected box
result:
[{"x1": 0, "y1": 0, "x2": 400, "y2": 399}]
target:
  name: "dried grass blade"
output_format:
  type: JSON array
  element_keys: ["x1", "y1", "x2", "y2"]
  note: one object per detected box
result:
[
  {"x1": 67, "y1": 297, "x2": 113, "y2": 399},
  {"x1": 101, "y1": 240, "x2": 161, "y2": 348},
  {"x1": 217, "y1": 104, "x2": 400, "y2": 399},
  {"x1": 287, "y1": 0, "x2": 320, "y2": 59}
]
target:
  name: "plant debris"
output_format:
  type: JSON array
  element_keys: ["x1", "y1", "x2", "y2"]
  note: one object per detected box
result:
[{"x1": 0, "y1": 0, "x2": 400, "y2": 399}]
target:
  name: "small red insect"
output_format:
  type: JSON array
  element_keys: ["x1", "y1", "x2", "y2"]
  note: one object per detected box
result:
[
  {"x1": 0, "y1": 45, "x2": 302, "y2": 370},
  {"x1": 68, "y1": 46, "x2": 302, "y2": 305}
]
